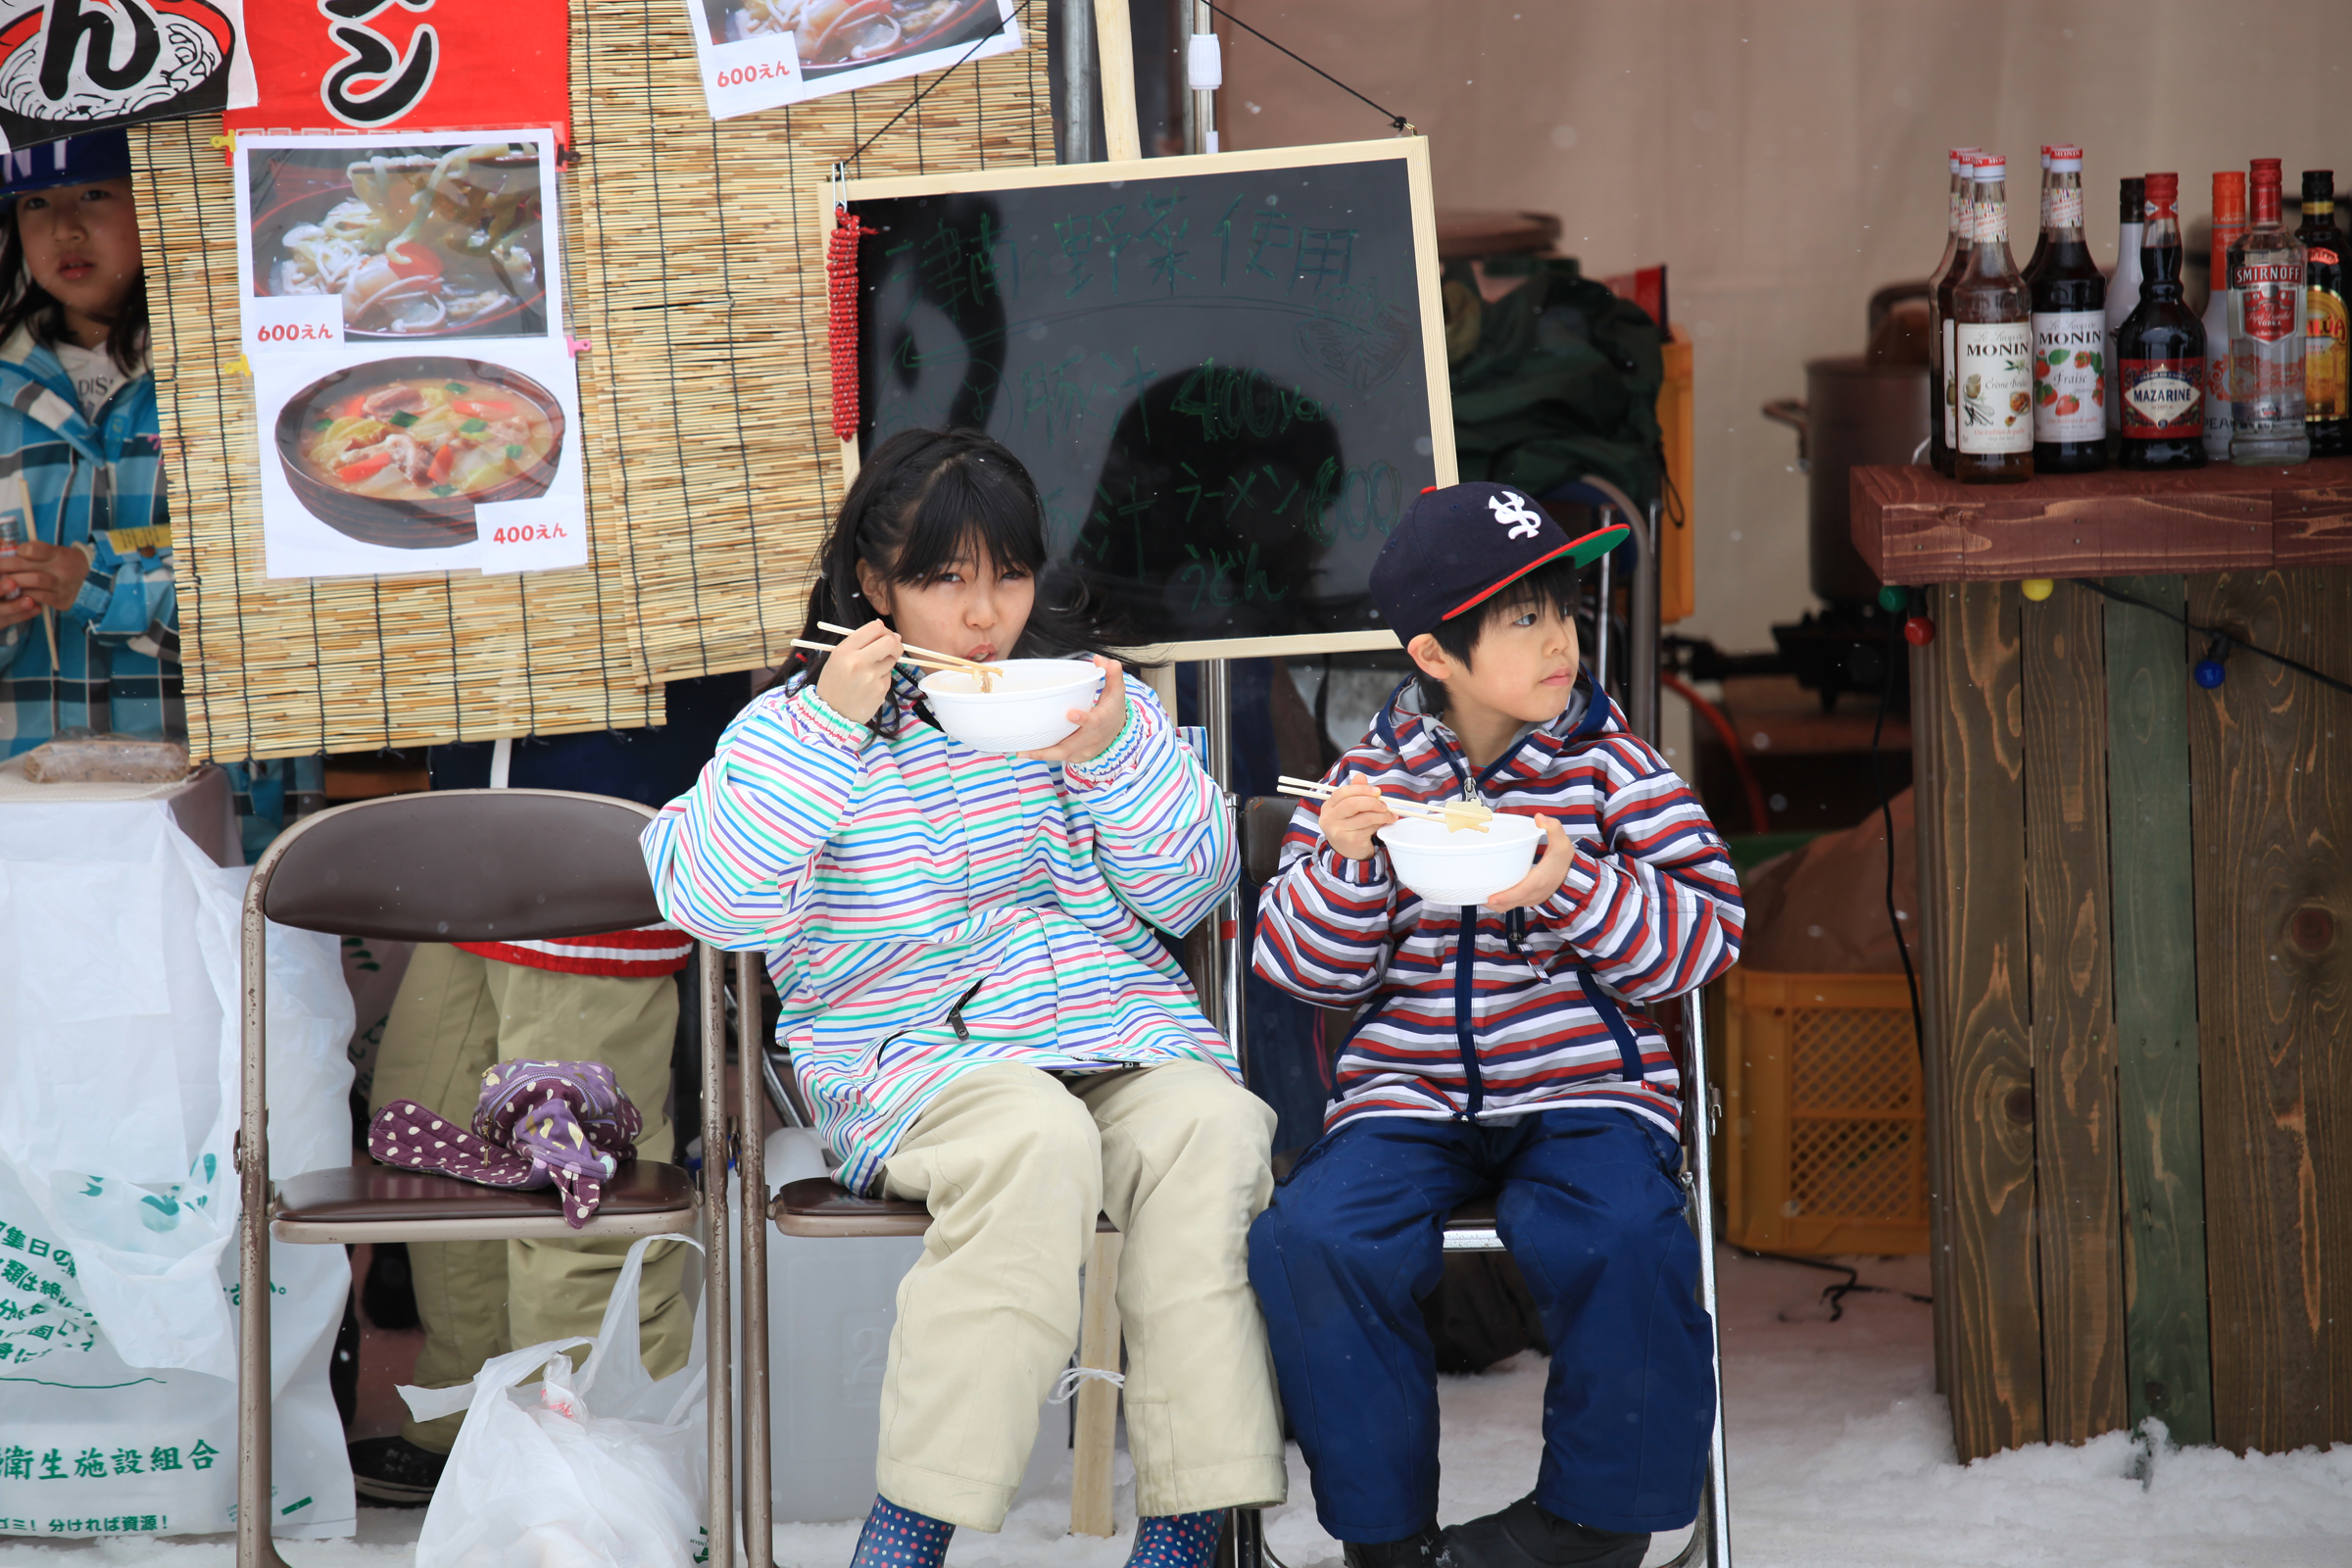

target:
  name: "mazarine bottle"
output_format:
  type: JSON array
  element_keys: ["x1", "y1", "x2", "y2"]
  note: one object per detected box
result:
[
  {"x1": 2116, "y1": 173, "x2": 2206, "y2": 470},
  {"x1": 2229, "y1": 159, "x2": 2310, "y2": 466},
  {"x1": 2203, "y1": 172, "x2": 2246, "y2": 462},
  {"x1": 2030, "y1": 146, "x2": 2105, "y2": 472},
  {"x1": 1952, "y1": 156, "x2": 2034, "y2": 483},
  {"x1": 1930, "y1": 147, "x2": 1982, "y2": 477},
  {"x1": 2299, "y1": 170, "x2": 2346, "y2": 457},
  {"x1": 2104, "y1": 176, "x2": 2146, "y2": 442}
]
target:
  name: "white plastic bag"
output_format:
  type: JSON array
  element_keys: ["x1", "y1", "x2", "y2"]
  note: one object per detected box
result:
[{"x1": 402, "y1": 1234, "x2": 710, "y2": 1568}]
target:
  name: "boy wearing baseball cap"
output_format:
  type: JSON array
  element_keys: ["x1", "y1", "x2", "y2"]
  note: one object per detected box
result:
[{"x1": 1250, "y1": 482, "x2": 1743, "y2": 1568}]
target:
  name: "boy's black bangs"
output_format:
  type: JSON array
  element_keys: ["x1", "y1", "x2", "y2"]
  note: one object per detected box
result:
[
  {"x1": 887, "y1": 455, "x2": 1048, "y2": 583},
  {"x1": 1477, "y1": 558, "x2": 1583, "y2": 625}
]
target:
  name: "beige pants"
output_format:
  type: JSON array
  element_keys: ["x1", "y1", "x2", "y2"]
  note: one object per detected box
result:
[
  {"x1": 371, "y1": 944, "x2": 691, "y2": 1453},
  {"x1": 875, "y1": 1059, "x2": 1286, "y2": 1530}
]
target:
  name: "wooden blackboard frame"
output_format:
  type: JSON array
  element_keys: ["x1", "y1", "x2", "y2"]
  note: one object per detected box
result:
[{"x1": 832, "y1": 136, "x2": 1455, "y2": 663}]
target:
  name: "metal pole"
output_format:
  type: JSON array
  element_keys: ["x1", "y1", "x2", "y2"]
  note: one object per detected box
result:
[
  {"x1": 1198, "y1": 658, "x2": 1237, "y2": 1044},
  {"x1": 1591, "y1": 508, "x2": 1614, "y2": 700},
  {"x1": 735, "y1": 953, "x2": 775, "y2": 1568},
  {"x1": 1670, "y1": 988, "x2": 1735, "y2": 1568},
  {"x1": 1186, "y1": 1, "x2": 1215, "y2": 156},
  {"x1": 1057, "y1": 0, "x2": 1096, "y2": 165},
  {"x1": 236, "y1": 870, "x2": 293, "y2": 1568},
  {"x1": 701, "y1": 948, "x2": 735, "y2": 1568},
  {"x1": 1630, "y1": 497, "x2": 1661, "y2": 744}
]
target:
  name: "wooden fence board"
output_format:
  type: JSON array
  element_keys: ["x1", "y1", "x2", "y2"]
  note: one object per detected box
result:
[
  {"x1": 1926, "y1": 579, "x2": 2044, "y2": 1457},
  {"x1": 2021, "y1": 584, "x2": 2126, "y2": 1443},
  {"x1": 1910, "y1": 595, "x2": 1957, "y2": 1399},
  {"x1": 2101, "y1": 574, "x2": 2213, "y2": 1446},
  {"x1": 2185, "y1": 566, "x2": 2352, "y2": 1452}
]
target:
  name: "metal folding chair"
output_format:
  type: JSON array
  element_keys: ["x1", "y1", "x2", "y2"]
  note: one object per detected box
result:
[
  {"x1": 1237, "y1": 797, "x2": 1733, "y2": 1567},
  {"x1": 233, "y1": 789, "x2": 735, "y2": 1568}
]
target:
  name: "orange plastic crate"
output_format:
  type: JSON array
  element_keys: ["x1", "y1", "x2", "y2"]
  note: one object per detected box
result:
[{"x1": 1716, "y1": 968, "x2": 1927, "y2": 1255}]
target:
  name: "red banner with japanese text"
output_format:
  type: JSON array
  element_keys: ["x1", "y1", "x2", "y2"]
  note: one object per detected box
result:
[{"x1": 223, "y1": 0, "x2": 567, "y2": 139}]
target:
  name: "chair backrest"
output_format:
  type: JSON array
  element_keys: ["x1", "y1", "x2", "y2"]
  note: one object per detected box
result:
[
  {"x1": 254, "y1": 788, "x2": 664, "y2": 941},
  {"x1": 1241, "y1": 796, "x2": 1297, "y2": 889}
]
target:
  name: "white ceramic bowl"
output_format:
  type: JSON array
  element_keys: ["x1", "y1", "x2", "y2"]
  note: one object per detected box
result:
[
  {"x1": 1377, "y1": 812, "x2": 1544, "y2": 906},
  {"x1": 920, "y1": 659, "x2": 1104, "y2": 754}
]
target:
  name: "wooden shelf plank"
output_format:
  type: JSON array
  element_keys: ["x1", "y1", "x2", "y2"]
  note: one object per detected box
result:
[{"x1": 1851, "y1": 457, "x2": 2352, "y2": 584}]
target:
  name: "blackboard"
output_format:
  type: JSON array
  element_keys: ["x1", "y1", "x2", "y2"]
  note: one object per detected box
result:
[{"x1": 842, "y1": 140, "x2": 1454, "y2": 657}]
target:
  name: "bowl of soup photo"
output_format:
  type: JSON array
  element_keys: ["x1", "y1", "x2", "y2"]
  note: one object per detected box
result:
[
  {"x1": 273, "y1": 358, "x2": 565, "y2": 549},
  {"x1": 920, "y1": 660, "x2": 1104, "y2": 754}
]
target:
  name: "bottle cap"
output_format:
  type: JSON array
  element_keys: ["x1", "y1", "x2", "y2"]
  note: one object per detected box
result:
[
  {"x1": 2144, "y1": 172, "x2": 2179, "y2": 214},
  {"x1": 1972, "y1": 156, "x2": 2007, "y2": 181},
  {"x1": 2302, "y1": 170, "x2": 2333, "y2": 203},
  {"x1": 2251, "y1": 157, "x2": 2283, "y2": 187},
  {"x1": 2120, "y1": 175, "x2": 2145, "y2": 221},
  {"x1": 2040, "y1": 146, "x2": 2053, "y2": 168},
  {"x1": 2048, "y1": 146, "x2": 2082, "y2": 171},
  {"x1": 1948, "y1": 146, "x2": 1981, "y2": 173}
]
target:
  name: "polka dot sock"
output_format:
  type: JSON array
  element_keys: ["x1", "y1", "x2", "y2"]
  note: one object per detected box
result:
[
  {"x1": 1125, "y1": 1509, "x2": 1224, "y2": 1568},
  {"x1": 849, "y1": 1495, "x2": 954, "y2": 1568}
]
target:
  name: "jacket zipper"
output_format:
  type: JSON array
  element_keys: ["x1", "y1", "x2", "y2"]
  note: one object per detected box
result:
[{"x1": 1429, "y1": 734, "x2": 1488, "y2": 1119}]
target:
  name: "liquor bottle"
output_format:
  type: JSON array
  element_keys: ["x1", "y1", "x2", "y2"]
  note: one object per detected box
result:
[
  {"x1": 2104, "y1": 176, "x2": 2146, "y2": 441},
  {"x1": 1930, "y1": 147, "x2": 1982, "y2": 477},
  {"x1": 2116, "y1": 173, "x2": 2207, "y2": 470},
  {"x1": 2229, "y1": 159, "x2": 2310, "y2": 466},
  {"x1": 1952, "y1": 156, "x2": 2034, "y2": 483},
  {"x1": 2203, "y1": 172, "x2": 2247, "y2": 462},
  {"x1": 2300, "y1": 170, "x2": 2346, "y2": 457},
  {"x1": 2022, "y1": 145, "x2": 2056, "y2": 290},
  {"x1": 2030, "y1": 147, "x2": 2106, "y2": 472}
]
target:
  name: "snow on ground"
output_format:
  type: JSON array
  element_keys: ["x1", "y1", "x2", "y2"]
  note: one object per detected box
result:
[{"x1": 5, "y1": 1250, "x2": 2346, "y2": 1568}]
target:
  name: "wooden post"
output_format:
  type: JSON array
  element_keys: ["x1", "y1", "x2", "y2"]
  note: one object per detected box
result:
[
  {"x1": 2021, "y1": 585, "x2": 2126, "y2": 1443},
  {"x1": 1921, "y1": 580, "x2": 2045, "y2": 1458},
  {"x1": 1070, "y1": 1231, "x2": 1125, "y2": 1537},
  {"x1": 2103, "y1": 574, "x2": 2214, "y2": 1446},
  {"x1": 1910, "y1": 594, "x2": 1956, "y2": 1400},
  {"x1": 1091, "y1": 0, "x2": 1142, "y2": 162},
  {"x1": 2186, "y1": 565, "x2": 2352, "y2": 1452}
]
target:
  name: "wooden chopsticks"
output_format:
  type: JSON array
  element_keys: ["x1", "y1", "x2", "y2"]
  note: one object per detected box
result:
[
  {"x1": 784, "y1": 638, "x2": 999, "y2": 677},
  {"x1": 815, "y1": 620, "x2": 1004, "y2": 678},
  {"x1": 1277, "y1": 775, "x2": 1494, "y2": 833}
]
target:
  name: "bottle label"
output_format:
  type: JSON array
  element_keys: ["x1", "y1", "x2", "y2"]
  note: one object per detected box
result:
[
  {"x1": 1956, "y1": 320, "x2": 2034, "y2": 453},
  {"x1": 2032, "y1": 310, "x2": 2106, "y2": 441},
  {"x1": 2306, "y1": 287, "x2": 2348, "y2": 419},
  {"x1": 2234, "y1": 261, "x2": 2306, "y2": 342},
  {"x1": 2049, "y1": 187, "x2": 2082, "y2": 229},
  {"x1": 2121, "y1": 358, "x2": 2204, "y2": 437},
  {"x1": 1943, "y1": 318, "x2": 1958, "y2": 447}
]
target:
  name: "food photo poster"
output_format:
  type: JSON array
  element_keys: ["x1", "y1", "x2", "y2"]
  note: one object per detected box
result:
[
  {"x1": 231, "y1": 127, "x2": 589, "y2": 580},
  {"x1": 685, "y1": 0, "x2": 1021, "y2": 120}
]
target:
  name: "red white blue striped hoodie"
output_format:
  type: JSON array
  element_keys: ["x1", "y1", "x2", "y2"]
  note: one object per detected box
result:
[{"x1": 1252, "y1": 677, "x2": 1741, "y2": 1140}]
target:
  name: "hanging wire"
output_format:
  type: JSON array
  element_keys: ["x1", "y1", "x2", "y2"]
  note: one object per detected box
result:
[
  {"x1": 838, "y1": 0, "x2": 1038, "y2": 171},
  {"x1": 1194, "y1": 0, "x2": 1414, "y2": 133},
  {"x1": 2070, "y1": 577, "x2": 2352, "y2": 697}
]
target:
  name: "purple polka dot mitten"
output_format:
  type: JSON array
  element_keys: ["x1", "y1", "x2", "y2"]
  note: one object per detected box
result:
[
  {"x1": 1127, "y1": 1509, "x2": 1224, "y2": 1568},
  {"x1": 848, "y1": 1495, "x2": 954, "y2": 1568}
]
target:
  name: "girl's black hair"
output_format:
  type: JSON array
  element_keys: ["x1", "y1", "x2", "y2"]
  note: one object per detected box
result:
[
  {"x1": 0, "y1": 187, "x2": 148, "y2": 375},
  {"x1": 788, "y1": 427, "x2": 1117, "y2": 735},
  {"x1": 1412, "y1": 555, "x2": 1586, "y2": 715}
]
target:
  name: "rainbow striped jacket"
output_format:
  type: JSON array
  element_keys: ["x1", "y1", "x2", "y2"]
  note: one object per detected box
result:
[
  {"x1": 1252, "y1": 678, "x2": 1741, "y2": 1141},
  {"x1": 641, "y1": 671, "x2": 1238, "y2": 1193}
]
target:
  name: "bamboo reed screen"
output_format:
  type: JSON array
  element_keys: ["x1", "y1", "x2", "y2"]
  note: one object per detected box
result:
[{"x1": 139, "y1": 5, "x2": 1052, "y2": 760}]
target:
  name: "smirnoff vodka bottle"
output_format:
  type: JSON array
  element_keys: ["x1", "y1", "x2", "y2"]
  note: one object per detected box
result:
[
  {"x1": 2030, "y1": 147, "x2": 2105, "y2": 472},
  {"x1": 2105, "y1": 176, "x2": 2146, "y2": 441},
  {"x1": 2203, "y1": 172, "x2": 2247, "y2": 462},
  {"x1": 1930, "y1": 147, "x2": 1982, "y2": 476},
  {"x1": 2230, "y1": 158, "x2": 2311, "y2": 466},
  {"x1": 1952, "y1": 156, "x2": 2034, "y2": 483}
]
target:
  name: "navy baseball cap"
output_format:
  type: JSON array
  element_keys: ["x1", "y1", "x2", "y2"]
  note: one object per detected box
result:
[
  {"x1": 1370, "y1": 479, "x2": 1634, "y2": 643},
  {"x1": 0, "y1": 132, "x2": 132, "y2": 206}
]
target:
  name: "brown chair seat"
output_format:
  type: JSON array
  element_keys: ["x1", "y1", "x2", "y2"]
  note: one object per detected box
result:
[
  {"x1": 270, "y1": 1159, "x2": 700, "y2": 1243},
  {"x1": 770, "y1": 1176, "x2": 1117, "y2": 1238}
]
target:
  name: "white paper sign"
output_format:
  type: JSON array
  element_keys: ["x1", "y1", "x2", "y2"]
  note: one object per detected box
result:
[
  {"x1": 684, "y1": 0, "x2": 1023, "y2": 120},
  {"x1": 230, "y1": 128, "x2": 588, "y2": 580}
]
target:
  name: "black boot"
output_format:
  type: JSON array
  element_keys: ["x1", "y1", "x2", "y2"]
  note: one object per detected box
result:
[
  {"x1": 1437, "y1": 1497, "x2": 1648, "y2": 1568},
  {"x1": 1344, "y1": 1524, "x2": 1442, "y2": 1568},
  {"x1": 346, "y1": 1435, "x2": 447, "y2": 1505}
]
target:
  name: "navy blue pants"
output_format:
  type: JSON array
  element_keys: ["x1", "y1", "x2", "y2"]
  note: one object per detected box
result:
[{"x1": 1248, "y1": 1109, "x2": 1714, "y2": 1541}]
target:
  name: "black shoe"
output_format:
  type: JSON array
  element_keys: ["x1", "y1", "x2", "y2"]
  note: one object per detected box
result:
[
  {"x1": 1344, "y1": 1525, "x2": 1442, "y2": 1568},
  {"x1": 347, "y1": 1435, "x2": 446, "y2": 1506},
  {"x1": 1437, "y1": 1497, "x2": 1648, "y2": 1568}
]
